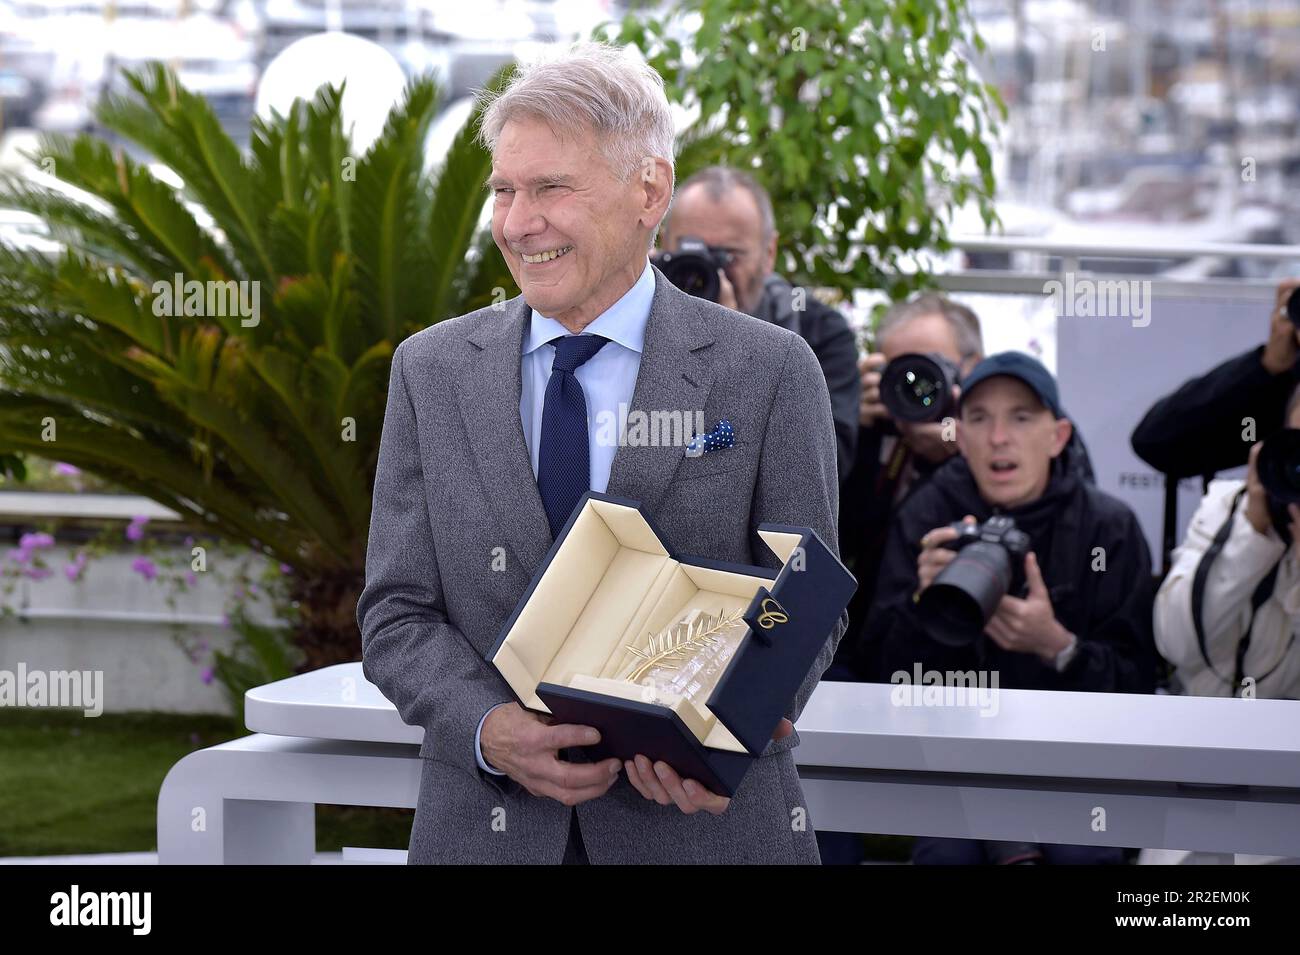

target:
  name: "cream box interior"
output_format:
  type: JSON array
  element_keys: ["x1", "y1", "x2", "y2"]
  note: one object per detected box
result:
[{"x1": 491, "y1": 497, "x2": 804, "y2": 754}]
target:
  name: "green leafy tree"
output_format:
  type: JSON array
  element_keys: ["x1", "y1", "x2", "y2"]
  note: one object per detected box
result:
[
  {"x1": 604, "y1": 0, "x2": 1005, "y2": 300},
  {"x1": 0, "y1": 65, "x2": 515, "y2": 668}
]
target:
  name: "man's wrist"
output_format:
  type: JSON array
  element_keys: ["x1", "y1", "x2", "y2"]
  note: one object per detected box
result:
[
  {"x1": 1261, "y1": 337, "x2": 1297, "y2": 376},
  {"x1": 475, "y1": 703, "x2": 510, "y2": 776},
  {"x1": 1037, "y1": 621, "x2": 1073, "y2": 663},
  {"x1": 1048, "y1": 631, "x2": 1080, "y2": 672},
  {"x1": 1261, "y1": 350, "x2": 1290, "y2": 377},
  {"x1": 1245, "y1": 502, "x2": 1273, "y2": 537}
]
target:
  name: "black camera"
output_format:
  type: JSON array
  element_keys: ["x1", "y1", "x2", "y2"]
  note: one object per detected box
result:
[
  {"x1": 1287, "y1": 288, "x2": 1300, "y2": 328},
  {"x1": 880, "y1": 352, "x2": 961, "y2": 424},
  {"x1": 652, "y1": 237, "x2": 734, "y2": 303},
  {"x1": 917, "y1": 515, "x2": 1032, "y2": 647},
  {"x1": 1256, "y1": 427, "x2": 1300, "y2": 543}
]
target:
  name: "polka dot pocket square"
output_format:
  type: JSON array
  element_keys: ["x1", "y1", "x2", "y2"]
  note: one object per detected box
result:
[{"x1": 684, "y1": 418, "x2": 736, "y2": 459}]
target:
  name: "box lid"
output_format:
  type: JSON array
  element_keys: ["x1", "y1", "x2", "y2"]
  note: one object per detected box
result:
[{"x1": 704, "y1": 524, "x2": 858, "y2": 755}]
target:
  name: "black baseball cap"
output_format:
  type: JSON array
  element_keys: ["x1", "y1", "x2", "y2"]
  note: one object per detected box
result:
[{"x1": 958, "y1": 351, "x2": 1064, "y2": 419}]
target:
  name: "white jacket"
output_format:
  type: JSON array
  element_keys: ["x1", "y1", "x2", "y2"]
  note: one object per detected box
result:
[
  {"x1": 1142, "y1": 478, "x2": 1299, "y2": 865},
  {"x1": 1155, "y1": 478, "x2": 1300, "y2": 700}
]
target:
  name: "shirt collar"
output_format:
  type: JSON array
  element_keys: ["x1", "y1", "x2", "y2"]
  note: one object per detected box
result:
[{"x1": 523, "y1": 259, "x2": 654, "y2": 356}]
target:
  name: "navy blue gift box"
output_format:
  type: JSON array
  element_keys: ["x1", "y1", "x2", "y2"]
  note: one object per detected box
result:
[{"x1": 488, "y1": 492, "x2": 856, "y2": 797}]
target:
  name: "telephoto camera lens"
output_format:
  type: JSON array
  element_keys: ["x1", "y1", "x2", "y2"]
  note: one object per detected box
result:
[
  {"x1": 916, "y1": 517, "x2": 1032, "y2": 647},
  {"x1": 879, "y1": 352, "x2": 961, "y2": 424},
  {"x1": 918, "y1": 541, "x2": 1016, "y2": 646}
]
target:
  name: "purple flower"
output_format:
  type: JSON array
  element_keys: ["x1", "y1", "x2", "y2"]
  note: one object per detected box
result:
[
  {"x1": 279, "y1": 563, "x2": 293, "y2": 575},
  {"x1": 220, "y1": 613, "x2": 230, "y2": 628},
  {"x1": 23, "y1": 565, "x2": 53, "y2": 580},
  {"x1": 125, "y1": 516, "x2": 149, "y2": 542},
  {"x1": 197, "y1": 638, "x2": 209, "y2": 652},
  {"x1": 6, "y1": 547, "x2": 31, "y2": 565},
  {"x1": 53, "y1": 462, "x2": 81, "y2": 476},
  {"x1": 19, "y1": 532, "x2": 54, "y2": 550},
  {"x1": 64, "y1": 552, "x2": 89, "y2": 582},
  {"x1": 184, "y1": 571, "x2": 197, "y2": 587},
  {"x1": 183, "y1": 535, "x2": 195, "y2": 548},
  {"x1": 247, "y1": 583, "x2": 258, "y2": 595},
  {"x1": 200, "y1": 666, "x2": 214, "y2": 685},
  {"x1": 131, "y1": 556, "x2": 157, "y2": 581}
]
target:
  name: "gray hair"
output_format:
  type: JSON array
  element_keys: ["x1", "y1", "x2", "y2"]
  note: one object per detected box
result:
[
  {"x1": 475, "y1": 41, "x2": 676, "y2": 182},
  {"x1": 667, "y1": 166, "x2": 776, "y2": 241},
  {"x1": 878, "y1": 293, "x2": 984, "y2": 360}
]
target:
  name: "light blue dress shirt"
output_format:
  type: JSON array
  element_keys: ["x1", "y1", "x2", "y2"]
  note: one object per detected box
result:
[{"x1": 475, "y1": 259, "x2": 655, "y2": 775}]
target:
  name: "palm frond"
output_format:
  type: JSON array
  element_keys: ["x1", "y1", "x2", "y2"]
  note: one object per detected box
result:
[
  {"x1": 351, "y1": 76, "x2": 441, "y2": 343},
  {"x1": 0, "y1": 60, "x2": 513, "y2": 665},
  {"x1": 621, "y1": 608, "x2": 746, "y2": 685},
  {"x1": 426, "y1": 65, "x2": 512, "y2": 324}
]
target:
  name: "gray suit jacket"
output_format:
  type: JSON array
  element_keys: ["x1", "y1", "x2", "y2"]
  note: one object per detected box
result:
[{"x1": 357, "y1": 264, "x2": 847, "y2": 864}]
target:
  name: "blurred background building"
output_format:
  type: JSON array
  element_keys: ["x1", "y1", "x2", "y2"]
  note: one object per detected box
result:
[
  {"x1": 2, "y1": 1, "x2": 1298, "y2": 273},
  {"x1": 962, "y1": 0, "x2": 1300, "y2": 281}
]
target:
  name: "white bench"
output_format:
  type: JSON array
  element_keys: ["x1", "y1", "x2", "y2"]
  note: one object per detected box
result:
[{"x1": 157, "y1": 664, "x2": 1300, "y2": 863}]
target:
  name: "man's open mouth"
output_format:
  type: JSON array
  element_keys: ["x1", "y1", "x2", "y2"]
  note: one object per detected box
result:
[
  {"x1": 521, "y1": 246, "x2": 573, "y2": 264},
  {"x1": 990, "y1": 460, "x2": 1018, "y2": 473}
]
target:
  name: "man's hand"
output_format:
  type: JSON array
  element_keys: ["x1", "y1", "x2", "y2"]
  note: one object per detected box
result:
[
  {"x1": 898, "y1": 385, "x2": 962, "y2": 464},
  {"x1": 717, "y1": 269, "x2": 739, "y2": 311},
  {"x1": 1245, "y1": 442, "x2": 1272, "y2": 536},
  {"x1": 916, "y1": 515, "x2": 976, "y2": 592},
  {"x1": 1261, "y1": 279, "x2": 1300, "y2": 376},
  {"x1": 481, "y1": 702, "x2": 621, "y2": 806},
  {"x1": 623, "y1": 718, "x2": 794, "y2": 815},
  {"x1": 983, "y1": 552, "x2": 1073, "y2": 661},
  {"x1": 859, "y1": 352, "x2": 888, "y2": 427}
]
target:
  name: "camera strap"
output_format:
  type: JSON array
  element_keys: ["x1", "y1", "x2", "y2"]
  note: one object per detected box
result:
[{"x1": 1191, "y1": 487, "x2": 1292, "y2": 691}]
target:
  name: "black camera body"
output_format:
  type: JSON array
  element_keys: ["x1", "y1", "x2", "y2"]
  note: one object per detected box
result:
[
  {"x1": 879, "y1": 352, "x2": 962, "y2": 424},
  {"x1": 917, "y1": 515, "x2": 1032, "y2": 647},
  {"x1": 1256, "y1": 427, "x2": 1300, "y2": 544},
  {"x1": 1286, "y1": 287, "x2": 1300, "y2": 328},
  {"x1": 651, "y1": 237, "x2": 734, "y2": 303}
]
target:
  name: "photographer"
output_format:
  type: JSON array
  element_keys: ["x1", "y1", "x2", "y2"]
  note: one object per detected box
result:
[
  {"x1": 1138, "y1": 391, "x2": 1300, "y2": 865},
  {"x1": 866, "y1": 352, "x2": 1157, "y2": 865},
  {"x1": 833, "y1": 294, "x2": 984, "y2": 683},
  {"x1": 1132, "y1": 279, "x2": 1300, "y2": 480},
  {"x1": 657, "y1": 166, "x2": 860, "y2": 481},
  {"x1": 1153, "y1": 400, "x2": 1300, "y2": 702},
  {"x1": 1138, "y1": 392, "x2": 1300, "y2": 862}
]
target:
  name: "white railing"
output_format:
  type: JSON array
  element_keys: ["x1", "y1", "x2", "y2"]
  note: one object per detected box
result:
[
  {"x1": 937, "y1": 234, "x2": 1300, "y2": 298},
  {"x1": 0, "y1": 491, "x2": 180, "y2": 522},
  {"x1": 950, "y1": 234, "x2": 1300, "y2": 263}
]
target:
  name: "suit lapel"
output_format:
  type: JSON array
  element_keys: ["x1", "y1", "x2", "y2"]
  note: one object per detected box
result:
[
  {"x1": 454, "y1": 269, "x2": 716, "y2": 571},
  {"x1": 456, "y1": 296, "x2": 553, "y2": 572},
  {"x1": 606, "y1": 268, "x2": 716, "y2": 511}
]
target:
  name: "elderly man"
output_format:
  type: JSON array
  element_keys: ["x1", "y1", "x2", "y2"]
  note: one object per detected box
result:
[
  {"x1": 356, "y1": 42, "x2": 846, "y2": 864},
  {"x1": 659, "y1": 167, "x2": 861, "y2": 482}
]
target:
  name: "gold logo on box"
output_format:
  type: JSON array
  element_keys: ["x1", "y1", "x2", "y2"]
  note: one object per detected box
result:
[{"x1": 756, "y1": 597, "x2": 789, "y2": 630}]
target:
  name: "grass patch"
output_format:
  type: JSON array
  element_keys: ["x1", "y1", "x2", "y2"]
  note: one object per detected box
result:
[{"x1": 0, "y1": 709, "x2": 412, "y2": 857}]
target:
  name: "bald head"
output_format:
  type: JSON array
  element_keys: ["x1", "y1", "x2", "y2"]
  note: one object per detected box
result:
[{"x1": 660, "y1": 169, "x2": 778, "y2": 314}]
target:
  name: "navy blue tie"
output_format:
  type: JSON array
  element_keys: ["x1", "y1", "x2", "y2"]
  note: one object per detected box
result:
[{"x1": 538, "y1": 334, "x2": 609, "y2": 537}]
